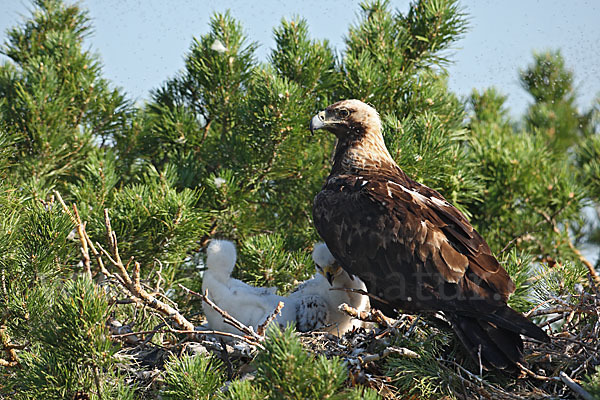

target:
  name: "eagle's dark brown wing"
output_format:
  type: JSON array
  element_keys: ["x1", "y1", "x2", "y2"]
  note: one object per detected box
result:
[
  {"x1": 314, "y1": 172, "x2": 509, "y2": 310},
  {"x1": 313, "y1": 172, "x2": 548, "y2": 369}
]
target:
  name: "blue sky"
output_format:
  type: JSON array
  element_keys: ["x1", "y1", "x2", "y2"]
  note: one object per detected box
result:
[{"x1": 1, "y1": 0, "x2": 599, "y2": 116}]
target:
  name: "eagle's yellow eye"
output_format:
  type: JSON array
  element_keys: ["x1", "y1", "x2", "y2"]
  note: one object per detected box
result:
[{"x1": 338, "y1": 108, "x2": 350, "y2": 118}]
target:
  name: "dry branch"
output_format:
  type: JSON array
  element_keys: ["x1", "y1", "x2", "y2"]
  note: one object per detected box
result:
[
  {"x1": 56, "y1": 195, "x2": 197, "y2": 334},
  {"x1": 183, "y1": 329, "x2": 263, "y2": 348},
  {"x1": 257, "y1": 301, "x2": 284, "y2": 336},
  {"x1": 358, "y1": 346, "x2": 419, "y2": 364},
  {"x1": 55, "y1": 191, "x2": 112, "y2": 280},
  {"x1": 338, "y1": 303, "x2": 394, "y2": 327},
  {"x1": 559, "y1": 371, "x2": 595, "y2": 400},
  {"x1": 111, "y1": 326, "x2": 263, "y2": 349},
  {"x1": 55, "y1": 191, "x2": 92, "y2": 279},
  {"x1": 54, "y1": 196, "x2": 268, "y2": 349},
  {"x1": 516, "y1": 362, "x2": 554, "y2": 381},
  {"x1": 97, "y1": 209, "x2": 195, "y2": 332},
  {"x1": 108, "y1": 319, "x2": 141, "y2": 346},
  {"x1": 178, "y1": 284, "x2": 264, "y2": 344}
]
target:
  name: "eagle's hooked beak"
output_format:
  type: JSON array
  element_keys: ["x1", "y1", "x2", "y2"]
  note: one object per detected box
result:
[{"x1": 309, "y1": 110, "x2": 326, "y2": 134}]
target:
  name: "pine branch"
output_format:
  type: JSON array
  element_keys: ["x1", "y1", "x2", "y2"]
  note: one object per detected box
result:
[
  {"x1": 92, "y1": 364, "x2": 103, "y2": 400},
  {"x1": 539, "y1": 209, "x2": 600, "y2": 287},
  {"x1": 98, "y1": 209, "x2": 195, "y2": 332}
]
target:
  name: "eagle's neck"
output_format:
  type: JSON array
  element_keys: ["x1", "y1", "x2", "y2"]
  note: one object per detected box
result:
[{"x1": 331, "y1": 128, "x2": 397, "y2": 176}]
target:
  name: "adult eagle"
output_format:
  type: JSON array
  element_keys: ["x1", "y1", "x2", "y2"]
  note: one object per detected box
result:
[{"x1": 310, "y1": 99, "x2": 549, "y2": 370}]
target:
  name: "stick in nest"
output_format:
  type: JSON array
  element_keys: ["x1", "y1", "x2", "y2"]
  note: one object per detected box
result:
[
  {"x1": 516, "y1": 362, "x2": 553, "y2": 381},
  {"x1": 116, "y1": 326, "x2": 264, "y2": 349},
  {"x1": 338, "y1": 303, "x2": 394, "y2": 328},
  {"x1": 257, "y1": 301, "x2": 284, "y2": 336},
  {"x1": 358, "y1": 346, "x2": 419, "y2": 364},
  {"x1": 559, "y1": 371, "x2": 595, "y2": 400}
]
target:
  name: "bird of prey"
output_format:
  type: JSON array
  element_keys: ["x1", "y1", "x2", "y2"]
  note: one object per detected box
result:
[
  {"x1": 201, "y1": 240, "x2": 369, "y2": 337},
  {"x1": 310, "y1": 99, "x2": 549, "y2": 369}
]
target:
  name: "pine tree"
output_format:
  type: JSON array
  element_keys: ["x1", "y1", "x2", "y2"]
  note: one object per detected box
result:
[
  {"x1": 1, "y1": 0, "x2": 599, "y2": 398},
  {"x1": 577, "y1": 98, "x2": 600, "y2": 264},
  {"x1": 520, "y1": 50, "x2": 586, "y2": 151},
  {"x1": 0, "y1": 0, "x2": 132, "y2": 191}
]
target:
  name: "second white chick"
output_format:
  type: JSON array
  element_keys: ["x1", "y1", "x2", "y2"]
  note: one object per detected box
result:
[{"x1": 294, "y1": 242, "x2": 370, "y2": 335}]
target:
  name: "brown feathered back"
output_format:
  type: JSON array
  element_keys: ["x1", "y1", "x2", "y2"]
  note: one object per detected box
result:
[{"x1": 311, "y1": 99, "x2": 549, "y2": 370}]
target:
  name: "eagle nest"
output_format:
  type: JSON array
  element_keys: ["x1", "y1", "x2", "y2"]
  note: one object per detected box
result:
[
  {"x1": 109, "y1": 282, "x2": 599, "y2": 400},
  {"x1": 296, "y1": 290, "x2": 600, "y2": 400}
]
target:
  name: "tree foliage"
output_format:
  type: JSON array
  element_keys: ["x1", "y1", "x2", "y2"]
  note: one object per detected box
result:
[
  {"x1": 224, "y1": 326, "x2": 379, "y2": 400},
  {"x1": 1, "y1": 0, "x2": 599, "y2": 399}
]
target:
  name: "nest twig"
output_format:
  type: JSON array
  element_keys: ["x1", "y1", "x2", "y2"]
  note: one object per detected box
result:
[
  {"x1": 257, "y1": 301, "x2": 284, "y2": 336},
  {"x1": 338, "y1": 302, "x2": 395, "y2": 327},
  {"x1": 560, "y1": 371, "x2": 595, "y2": 400}
]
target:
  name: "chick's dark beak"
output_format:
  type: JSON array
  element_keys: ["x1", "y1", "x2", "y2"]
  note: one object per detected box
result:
[
  {"x1": 325, "y1": 271, "x2": 334, "y2": 286},
  {"x1": 309, "y1": 110, "x2": 326, "y2": 134}
]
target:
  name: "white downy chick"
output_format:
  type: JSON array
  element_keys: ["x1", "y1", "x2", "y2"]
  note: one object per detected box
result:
[
  {"x1": 299, "y1": 242, "x2": 370, "y2": 335},
  {"x1": 201, "y1": 240, "x2": 279, "y2": 335}
]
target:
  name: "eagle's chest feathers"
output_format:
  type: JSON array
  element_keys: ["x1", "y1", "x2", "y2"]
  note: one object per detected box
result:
[{"x1": 323, "y1": 141, "x2": 470, "y2": 285}]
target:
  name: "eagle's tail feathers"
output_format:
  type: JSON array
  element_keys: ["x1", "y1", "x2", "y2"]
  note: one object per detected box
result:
[
  {"x1": 449, "y1": 313, "x2": 522, "y2": 370},
  {"x1": 484, "y1": 306, "x2": 550, "y2": 343}
]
